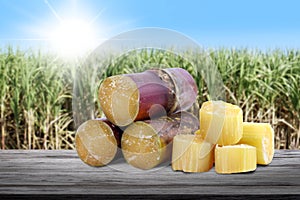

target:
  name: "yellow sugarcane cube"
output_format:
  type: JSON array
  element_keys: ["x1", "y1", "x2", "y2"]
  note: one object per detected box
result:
[
  {"x1": 215, "y1": 144, "x2": 257, "y2": 174},
  {"x1": 172, "y1": 135, "x2": 214, "y2": 173},
  {"x1": 198, "y1": 101, "x2": 243, "y2": 145},
  {"x1": 238, "y1": 122, "x2": 274, "y2": 165}
]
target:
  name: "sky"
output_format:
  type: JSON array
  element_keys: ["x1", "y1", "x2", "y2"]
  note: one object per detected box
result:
[{"x1": 0, "y1": 0, "x2": 300, "y2": 55}]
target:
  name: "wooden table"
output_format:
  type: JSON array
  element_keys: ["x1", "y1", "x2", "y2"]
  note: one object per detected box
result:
[{"x1": 0, "y1": 150, "x2": 299, "y2": 199}]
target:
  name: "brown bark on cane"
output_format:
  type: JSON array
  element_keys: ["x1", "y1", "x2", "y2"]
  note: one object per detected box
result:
[{"x1": 98, "y1": 68, "x2": 198, "y2": 127}]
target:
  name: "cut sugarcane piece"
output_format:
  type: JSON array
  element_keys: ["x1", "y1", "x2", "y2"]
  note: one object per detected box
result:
[
  {"x1": 98, "y1": 74, "x2": 143, "y2": 127},
  {"x1": 238, "y1": 122, "x2": 274, "y2": 165},
  {"x1": 172, "y1": 135, "x2": 214, "y2": 172},
  {"x1": 198, "y1": 101, "x2": 243, "y2": 145},
  {"x1": 98, "y1": 68, "x2": 198, "y2": 126},
  {"x1": 121, "y1": 112, "x2": 199, "y2": 170},
  {"x1": 215, "y1": 144, "x2": 257, "y2": 174},
  {"x1": 75, "y1": 119, "x2": 122, "y2": 167}
]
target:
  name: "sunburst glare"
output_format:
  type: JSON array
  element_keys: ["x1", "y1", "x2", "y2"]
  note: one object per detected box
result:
[
  {"x1": 43, "y1": 0, "x2": 103, "y2": 59},
  {"x1": 50, "y1": 18, "x2": 96, "y2": 58}
]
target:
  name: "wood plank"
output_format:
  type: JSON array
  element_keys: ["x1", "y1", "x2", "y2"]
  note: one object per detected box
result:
[{"x1": 0, "y1": 150, "x2": 299, "y2": 198}]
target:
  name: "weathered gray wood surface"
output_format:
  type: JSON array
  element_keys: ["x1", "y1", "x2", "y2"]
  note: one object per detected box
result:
[{"x1": 0, "y1": 150, "x2": 299, "y2": 198}]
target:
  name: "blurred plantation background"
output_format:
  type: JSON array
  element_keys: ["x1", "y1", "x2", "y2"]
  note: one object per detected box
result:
[{"x1": 0, "y1": 47, "x2": 299, "y2": 150}]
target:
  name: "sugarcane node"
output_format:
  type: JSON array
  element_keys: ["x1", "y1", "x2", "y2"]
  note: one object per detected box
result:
[{"x1": 150, "y1": 69, "x2": 176, "y2": 113}]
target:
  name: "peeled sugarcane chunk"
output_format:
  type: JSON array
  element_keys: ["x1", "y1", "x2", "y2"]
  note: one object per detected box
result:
[
  {"x1": 172, "y1": 135, "x2": 214, "y2": 173},
  {"x1": 238, "y1": 122, "x2": 274, "y2": 165},
  {"x1": 121, "y1": 112, "x2": 199, "y2": 170},
  {"x1": 75, "y1": 119, "x2": 120, "y2": 167},
  {"x1": 215, "y1": 144, "x2": 257, "y2": 174},
  {"x1": 198, "y1": 101, "x2": 243, "y2": 145}
]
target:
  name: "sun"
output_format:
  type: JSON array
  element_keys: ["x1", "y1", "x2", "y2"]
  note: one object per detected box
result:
[{"x1": 50, "y1": 19, "x2": 96, "y2": 59}]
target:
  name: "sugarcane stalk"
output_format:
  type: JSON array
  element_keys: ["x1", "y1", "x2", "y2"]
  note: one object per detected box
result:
[
  {"x1": 121, "y1": 112, "x2": 199, "y2": 170},
  {"x1": 98, "y1": 68, "x2": 198, "y2": 126},
  {"x1": 75, "y1": 118, "x2": 122, "y2": 167}
]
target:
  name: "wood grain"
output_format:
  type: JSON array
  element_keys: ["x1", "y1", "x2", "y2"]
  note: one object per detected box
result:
[{"x1": 0, "y1": 150, "x2": 299, "y2": 198}]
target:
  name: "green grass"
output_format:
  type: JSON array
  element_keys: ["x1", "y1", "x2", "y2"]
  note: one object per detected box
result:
[{"x1": 0, "y1": 47, "x2": 299, "y2": 149}]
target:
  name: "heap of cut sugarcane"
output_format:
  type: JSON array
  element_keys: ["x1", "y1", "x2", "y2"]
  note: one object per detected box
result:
[
  {"x1": 75, "y1": 68, "x2": 199, "y2": 169},
  {"x1": 75, "y1": 67, "x2": 275, "y2": 174}
]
